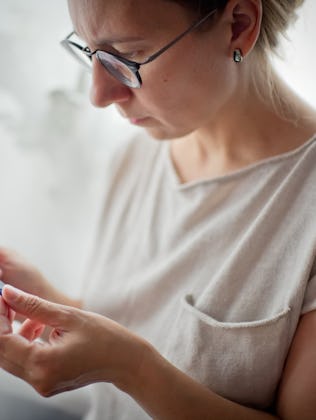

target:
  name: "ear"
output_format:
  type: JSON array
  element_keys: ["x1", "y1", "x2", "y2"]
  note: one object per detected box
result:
[{"x1": 223, "y1": 0, "x2": 262, "y2": 58}]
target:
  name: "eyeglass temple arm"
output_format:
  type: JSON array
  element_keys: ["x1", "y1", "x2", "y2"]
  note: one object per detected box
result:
[
  {"x1": 61, "y1": 31, "x2": 95, "y2": 57},
  {"x1": 140, "y1": 8, "x2": 217, "y2": 65}
]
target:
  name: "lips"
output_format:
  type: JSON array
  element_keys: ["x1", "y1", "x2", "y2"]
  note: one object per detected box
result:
[
  {"x1": 129, "y1": 117, "x2": 146, "y2": 124},
  {"x1": 115, "y1": 106, "x2": 151, "y2": 126}
]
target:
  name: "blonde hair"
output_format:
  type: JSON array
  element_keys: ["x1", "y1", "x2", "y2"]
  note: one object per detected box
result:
[
  {"x1": 257, "y1": 0, "x2": 304, "y2": 55},
  {"x1": 249, "y1": 1, "x2": 305, "y2": 118}
]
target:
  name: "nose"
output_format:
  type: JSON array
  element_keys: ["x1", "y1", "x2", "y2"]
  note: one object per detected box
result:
[{"x1": 89, "y1": 58, "x2": 132, "y2": 108}]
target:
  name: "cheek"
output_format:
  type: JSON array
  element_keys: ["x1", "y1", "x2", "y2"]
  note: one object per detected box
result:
[
  {"x1": 144, "y1": 59, "x2": 232, "y2": 122},
  {"x1": 134, "y1": 43, "x2": 236, "y2": 139}
]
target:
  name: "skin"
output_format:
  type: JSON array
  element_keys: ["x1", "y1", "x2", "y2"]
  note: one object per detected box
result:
[
  {"x1": 1, "y1": 0, "x2": 316, "y2": 418},
  {"x1": 0, "y1": 248, "x2": 81, "y2": 310},
  {"x1": 69, "y1": 0, "x2": 316, "y2": 181}
]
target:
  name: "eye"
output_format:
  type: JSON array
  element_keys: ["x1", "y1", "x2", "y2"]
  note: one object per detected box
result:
[
  {"x1": 111, "y1": 44, "x2": 146, "y2": 60},
  {"x1": 115, "y1": 50, "x2": 140, "y2": 60}
]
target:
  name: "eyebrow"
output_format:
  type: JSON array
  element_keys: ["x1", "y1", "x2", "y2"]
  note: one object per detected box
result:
[{"x1": 93, "y1": 36, "x2": 145, "y2": 46}]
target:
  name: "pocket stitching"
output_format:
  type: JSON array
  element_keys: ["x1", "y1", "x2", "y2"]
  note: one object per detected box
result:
[{"x1": 182, "y1": 294, "x2": 291, "y2": 329}]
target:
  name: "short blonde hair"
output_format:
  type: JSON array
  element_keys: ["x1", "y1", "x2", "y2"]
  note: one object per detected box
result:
[
  {"x1": 249, "y1": 1, "x2": 305, "y2": 119},
  {"x1": 257, "y1": 0, "x2": 305, "y2": 56},
  {"x1": 168, "y1": 0, "x2": 305, "y2": 55}
]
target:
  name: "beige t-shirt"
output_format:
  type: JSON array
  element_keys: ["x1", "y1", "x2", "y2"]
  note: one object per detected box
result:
[{"x1": 83, "y1": 134, "x2": 316, "y2": 420}]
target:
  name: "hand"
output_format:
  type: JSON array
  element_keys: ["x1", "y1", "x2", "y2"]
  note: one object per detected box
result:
[
  {"x1": 0, "y1": 296, "x2": 15, "y2": 335},
  {"x1": 0, "y1": 286, "x2": 149, "y2": 397},
  {"x1": 0, "y1": 247, "x2": 51, "y2": 298},
  {"x1": 0, "y1": 247, "x2": 82, "y2": 309}
]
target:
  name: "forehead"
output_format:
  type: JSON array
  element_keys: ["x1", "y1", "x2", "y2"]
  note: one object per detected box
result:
[{"x1": 67, "y1": 0, "x2": 187, "y2": 44}]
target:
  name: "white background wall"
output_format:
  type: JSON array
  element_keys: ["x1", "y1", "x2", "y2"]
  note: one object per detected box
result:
[{"x1": 0, "y1": 0, "x2": 315, "y2": 416}]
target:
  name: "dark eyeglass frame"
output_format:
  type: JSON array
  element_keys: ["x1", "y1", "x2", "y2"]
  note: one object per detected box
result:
[{"x1": 61, "y1": 6, "x2": 218, "y2": 88}]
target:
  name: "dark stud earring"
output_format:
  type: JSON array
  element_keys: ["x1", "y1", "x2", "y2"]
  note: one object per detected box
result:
[{"x1": 233, "y1": 49, "x2": 243, "y2": 63}]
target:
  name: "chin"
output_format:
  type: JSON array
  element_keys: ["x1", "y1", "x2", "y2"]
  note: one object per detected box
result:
[{"x1": 144, "y1": 124, "x2": 192, "y2": 141}]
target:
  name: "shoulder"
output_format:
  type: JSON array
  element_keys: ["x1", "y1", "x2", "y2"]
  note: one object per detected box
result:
[
  {"x1": 279, "y1": 135, "x2": 316, "y2": 201},
  {"x1": 286, "y1": 134, "x2": 316, "y2": 168}
]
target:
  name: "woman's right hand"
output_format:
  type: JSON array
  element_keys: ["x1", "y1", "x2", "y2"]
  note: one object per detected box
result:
[
  {"x1": 0, "y1": 295, "x2": 15, "y2": 334},
  {"x1": 0, "y1": 286, "x2": 150, "y2": 398},
  {"x1": 0, "y1": 247, "x2": 82, "y2": 310}
]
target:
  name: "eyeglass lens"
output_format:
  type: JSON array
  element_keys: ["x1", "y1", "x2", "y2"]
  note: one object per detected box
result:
[
  {"x1": 96, "y1": 51, "x2": 140, "y2": 88},
  {"x1": 65, "y1": 41, "x2": 139, "y2": 87}
]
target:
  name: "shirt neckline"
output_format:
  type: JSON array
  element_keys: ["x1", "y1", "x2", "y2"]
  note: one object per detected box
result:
[{"x1": 164, "y1": 134, "x2": 316, "y2": 190}]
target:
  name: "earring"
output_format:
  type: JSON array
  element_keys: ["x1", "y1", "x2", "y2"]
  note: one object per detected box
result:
[{"x1": 233, "y1": 49, "x2": 243, "y2": 63}]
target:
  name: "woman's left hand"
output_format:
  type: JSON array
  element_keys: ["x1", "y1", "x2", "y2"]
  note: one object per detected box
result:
[{"x1": 0, "y1": 286, "x2": 149, "y2": 397}]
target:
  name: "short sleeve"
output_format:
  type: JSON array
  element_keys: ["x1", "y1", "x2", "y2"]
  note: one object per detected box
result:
[{"x1": 301, "y1": 260, "x2": 316, "y2": 315}]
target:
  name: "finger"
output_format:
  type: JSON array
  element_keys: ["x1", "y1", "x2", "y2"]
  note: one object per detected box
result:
[
  {"x1": 2, "y1": 286, "x2": 74, "y2": 329},
  {"x1": 0, "y1": 297, "x2": 13, "y2": 334},
  {"x1": 0, "y1": 315, "x2": 12, "y2": 334},
  {"x1": 19, "y1": 319, "x2": 46, "y2": 341},
  {"x1": 0, "y1": 296, "x2": 9, "y2": 317},
  {"x1": 0, "y1": 333, "x2": 35, "y2": 380},
  {"x1": 1, "y1": 295, "x2": 16, "y2": 322},
  {"x1": 0, "y1": 333, "x2": 62, "y2": 397},
  {"x1": 8, "y1": 307, "x2": 16, "y2": 323},
  {"x1": 0, "y1": 296, "x2": 15, "y2": 323}
]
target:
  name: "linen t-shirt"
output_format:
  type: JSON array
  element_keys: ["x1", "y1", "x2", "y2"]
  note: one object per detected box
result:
[{"x1": 82, "y1": 133, "x2": 316, "y2": 420}]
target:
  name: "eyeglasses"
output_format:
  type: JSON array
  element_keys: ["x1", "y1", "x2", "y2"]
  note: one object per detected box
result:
[{"x1": 61, "y1": 7, "x2": 218, "y2": 89}]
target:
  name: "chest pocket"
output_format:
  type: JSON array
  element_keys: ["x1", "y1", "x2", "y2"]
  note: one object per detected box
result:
[{"x1": 164, "y1": 294, "x2": 291, "y2": 409}]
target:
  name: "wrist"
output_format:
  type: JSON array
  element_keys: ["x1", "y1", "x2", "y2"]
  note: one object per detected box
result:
[
  {"x1": 115, "y1": 336, "x2": 158, "y2": 395},
  {"x1": 117, "y1": 340, "x2": 183, "y2": 419}
]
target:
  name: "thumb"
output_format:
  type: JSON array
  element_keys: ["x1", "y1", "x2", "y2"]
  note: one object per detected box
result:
[{"x1": 2, "y1": 285, "x2": 72, "y2": 329}]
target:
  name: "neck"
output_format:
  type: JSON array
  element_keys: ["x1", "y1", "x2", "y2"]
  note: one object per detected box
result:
[{"x1": 171, "y1": 73, "x2": 316, "y2": 183}]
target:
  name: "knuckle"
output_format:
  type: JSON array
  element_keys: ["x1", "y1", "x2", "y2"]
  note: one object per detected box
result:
[
  {"x1": 23, "y1": 295, "x2": 42, "y2": 316},
  {"x1": 57, "y1": 306, "x2": 73, "y2": 323}
]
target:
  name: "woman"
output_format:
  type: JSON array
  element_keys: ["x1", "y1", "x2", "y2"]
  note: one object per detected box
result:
[{"x1": 0, "y1": 0, "x2": 316, "y2": 418}]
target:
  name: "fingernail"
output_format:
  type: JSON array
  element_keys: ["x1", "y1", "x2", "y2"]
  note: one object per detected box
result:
[{"x1": 3, "y1": 285, "x2": 20, "y2": 301}]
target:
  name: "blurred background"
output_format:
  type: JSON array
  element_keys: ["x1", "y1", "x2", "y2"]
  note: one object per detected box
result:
[
  {"x1": 0, "y1": 0, "x2": 315, "y2": 418},
  {"x1": 0, "y1": 0, "x2": 137, "y2": 299}
]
